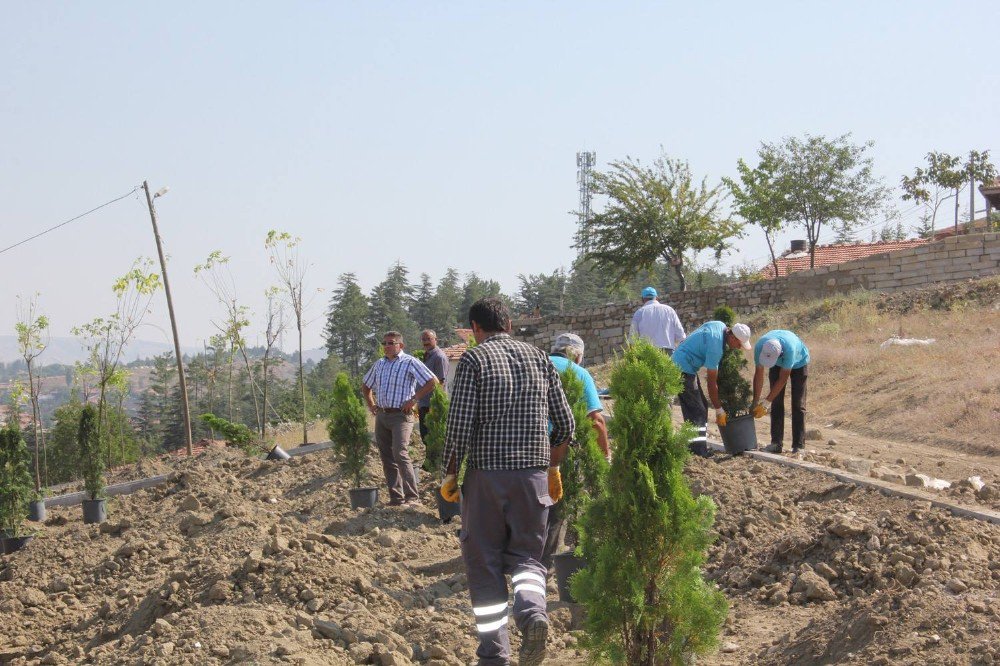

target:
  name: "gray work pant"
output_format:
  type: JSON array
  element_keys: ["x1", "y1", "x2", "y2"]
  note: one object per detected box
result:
[
  {"x1": 678, "y1": 372, "x2": 709, "y2": 455},
  {"x1": 460, "y1": 467, "x2": 552, "y2": 666},
  {"x1": 540, "y1": 500, "x2": 565, "y2": 570},
  {"x1": 374, "y1": 410, "x2": 419, "y2": 503}
]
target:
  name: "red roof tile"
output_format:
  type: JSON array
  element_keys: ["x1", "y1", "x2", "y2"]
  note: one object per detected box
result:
[{"x1": 759, "y1": 239, "x2": 931, "y2": 278}]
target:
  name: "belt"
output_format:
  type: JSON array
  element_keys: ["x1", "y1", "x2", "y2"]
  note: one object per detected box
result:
[{"x1": 377, "y1": 407, "x2": 407, "y2": 413}]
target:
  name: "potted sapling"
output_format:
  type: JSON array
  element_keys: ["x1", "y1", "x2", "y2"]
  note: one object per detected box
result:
[
  {"x1": 552, "y1": 367, "x2": 609, "y2": 602},
  {"x1": 0, "y1": 423, "x2": 35, "y2": 554},
  {"x1": 713, "y1": 305, "x2": 757, "y2": 453},
  {"x1": 199, "y1": 413, "x2": 270, "y2": 458},
  {"x1": 421, "y1": 385, "x2": 458, "y2": 523},
  {"x1": 328, "y1": 373, "x2": 377, "y2": 509},
  {"x1": 78, "y1": 405, "x2": 108, "y2": 524}
]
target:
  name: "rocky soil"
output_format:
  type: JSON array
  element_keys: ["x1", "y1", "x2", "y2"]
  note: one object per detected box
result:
[{"x1": 3, "y1": 443, "x2": 999, "y2": 665}]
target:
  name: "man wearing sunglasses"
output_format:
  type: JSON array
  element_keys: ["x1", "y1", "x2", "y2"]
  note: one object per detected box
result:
[{"x1": 362, "y1": 331, "x2": 439, "y2": 506}]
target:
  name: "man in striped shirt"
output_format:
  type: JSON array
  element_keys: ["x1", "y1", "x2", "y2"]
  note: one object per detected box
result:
[
  {"x1": 440, "y1": 297, "x2": 575, "y2": 666},
  {"x1": 361, "y1": 331, "x2": 438, "y2": 506}
]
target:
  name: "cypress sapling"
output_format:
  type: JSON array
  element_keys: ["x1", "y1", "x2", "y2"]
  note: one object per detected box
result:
[{"x1": 328, "y1": 372, "x2": 371, "y2": 488}]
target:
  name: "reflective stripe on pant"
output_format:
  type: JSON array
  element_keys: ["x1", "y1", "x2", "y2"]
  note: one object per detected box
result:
[
  {"x1": 460, "y1": 467, "x2": 552, "y2": 666},
  {"x1": 678, "y1": 371, "x2": 709, "y2": 447},
  {"x1": 769, "y1": 364, "x2": 808, "y2": 449},
  {"x1": 374, "y1": 410, "x2": 419, "y2": 503}
]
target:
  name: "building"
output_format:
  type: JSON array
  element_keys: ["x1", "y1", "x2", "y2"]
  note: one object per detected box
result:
[{"x1": 759, "y1": 238, "x2": 932, "y2": 279}]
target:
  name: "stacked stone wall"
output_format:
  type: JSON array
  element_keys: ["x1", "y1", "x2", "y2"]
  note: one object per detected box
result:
[{"x1": 511, "y1": 232, "x2": 1000, "y2": 366}]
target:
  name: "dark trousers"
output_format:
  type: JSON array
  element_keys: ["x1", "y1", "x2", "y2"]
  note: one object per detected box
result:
[
  {"x1": 540, "y1": 500, "x2": 565, "y2": 570},
  {"x1": 678, "y1": 372, "x2": 709, "y2": 453},
  {"x1": 417, "y1": 405, "x2": 430, "y2": 440},
  {"x1": 373, "y1": 410, "x2": 419, "y2": 503},
  {"x1": 460, "y1": 468, "x2": 552, "y2": 666},
  {"x1": 769, "y1": 365, "x2": 808, "y2": 450}
]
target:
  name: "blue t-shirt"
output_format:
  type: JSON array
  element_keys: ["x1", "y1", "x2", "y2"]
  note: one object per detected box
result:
[
  {"x1": 754, "y1": 330, "x2": 810, "y2": 370},
  {"x1": 550, "y1": 355, "x2": 603, "y2": 414},
  {"x1": 671, "y1": 321, "x2": 727, "y2": 375}
]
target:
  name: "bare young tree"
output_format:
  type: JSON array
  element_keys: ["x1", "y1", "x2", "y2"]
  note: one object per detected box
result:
[
  {"x1": 260, "y1": 286, "x2": 288, "y2": 439},
  {"x1": 15, "y1": 294, "x2": 49, "y2": 491}
]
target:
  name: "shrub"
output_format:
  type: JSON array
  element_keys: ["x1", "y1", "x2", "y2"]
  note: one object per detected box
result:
[
  {"x1": 572, "y1": 339, "x2": 727, "y2": 665},
  {"x1": 78, "y1": 405, "x2": 105, "y2": 500},
  {"x1": 199, "y1": 413, "x2": 263, "y2": 456},
  {"x1": 712, "y1": 305, "x2": 735, "y2": 326},
  {"x1": 558, "y1": 366, "x2": 609, "y2": 548},
  {"x1": 329, "y1": 372, "x2": 371, "y2": 488},
  {"x1": 421, "y1": 385, "x2": 449, "y2": 474},
  {"x1": 713, "y1": 305, "x2": 753, "y2": 418},
  {"x1": 0, "y1": 423, "x2": 33, "y2": 538}
]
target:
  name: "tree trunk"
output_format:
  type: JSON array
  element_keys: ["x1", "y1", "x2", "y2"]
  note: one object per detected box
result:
[
  {"x1": 954, "y1": 187, "x2": 960, "y2": 232},
  {"x1": 765, "y1": 230, "x2": 780, "y2": 280},
  {"x1": 261, "y1": 352, "x2": 270, "y2": 439},
  {"x1": 237, "y1": 346, "x2": 262, "y2": 436},
  {"x1": 298, "y1": 315, "x2": 307, "y2": 447},
  {"x1": 27, "y1": 360, "x2": 41, "y2": 492}
]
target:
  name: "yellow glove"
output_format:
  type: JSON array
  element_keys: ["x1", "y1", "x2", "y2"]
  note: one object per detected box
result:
[
  {"x1": 753, "y1": 400, "x2": 769, "y2": 419},
  {"x1": 715, "y1": 409, "x2": 727, "y2": 428},
  {"x1": 440, "y1": 474, "x2": 460, "y2": 503},
  {"x1": 547, "y1": 467, "x2": 563, "y2": 503}
]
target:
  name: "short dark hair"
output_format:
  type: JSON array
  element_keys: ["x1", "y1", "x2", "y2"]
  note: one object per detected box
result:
[
  {"x1": 468, "y1": 297, "x2": 510, "y2": 333},
  {"x1": 383, "y1": 331, "x2": 402, "y2": 342}
]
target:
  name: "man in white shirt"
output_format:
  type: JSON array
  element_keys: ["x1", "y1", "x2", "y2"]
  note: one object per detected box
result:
[{"x1": 629, "y1": 286, "x2": 686, "y2": 355}]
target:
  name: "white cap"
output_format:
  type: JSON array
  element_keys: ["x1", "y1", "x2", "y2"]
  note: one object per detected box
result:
[
  {"x1": 731, "y1": 323, "x2": 752, "y2": 350},
  {"x1": 758, "y1": 338, "x2": 782, "y2": 368}
]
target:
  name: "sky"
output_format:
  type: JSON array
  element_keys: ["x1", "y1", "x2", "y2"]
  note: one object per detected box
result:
[{"x1": 1, "y1": 1, "x2": 997, "y2": 354}]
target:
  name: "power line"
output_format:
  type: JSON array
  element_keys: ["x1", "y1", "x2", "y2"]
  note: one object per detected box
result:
[{"x1": 0, "y1": 186, "x2": 142, "y2": 257}]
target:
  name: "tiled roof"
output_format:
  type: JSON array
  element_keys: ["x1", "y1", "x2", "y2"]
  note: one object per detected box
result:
[
  {"x1": 442, "y1": 343, "x2": 468, "y2": 361},
  {"x1": 759, "y1": 238, "x2": 932, "y2": 278}
]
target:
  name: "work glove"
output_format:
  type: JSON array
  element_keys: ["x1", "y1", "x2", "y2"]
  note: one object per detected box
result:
[
  {"x1": 715, "y1": 408, "x2": 727, "y2": 428},
  {"x1": 440, "y1": 474, "x2": 460, "y2": 503},
  {"x1": 753, "y1": 400, "x2": 770, "y2": 419},
  {"x1": 547, "y1": 466, "x2": 563, "y2": 503}
]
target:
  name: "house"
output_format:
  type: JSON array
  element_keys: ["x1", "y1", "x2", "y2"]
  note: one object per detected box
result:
[
  {"x1": 759, "y1": 238, "x2": 932, "y2": 279},
  {"x1": 441, "y1": 328, "x2": 474, "y2": 390}
]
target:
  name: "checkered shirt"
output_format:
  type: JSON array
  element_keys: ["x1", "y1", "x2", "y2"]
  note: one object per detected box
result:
[
  {"x1": 362, "y1": 352, "x2": 436, "y2": 408},
  {"x1": 443, "y1": 333, "x2": 575, "y2": 471}
]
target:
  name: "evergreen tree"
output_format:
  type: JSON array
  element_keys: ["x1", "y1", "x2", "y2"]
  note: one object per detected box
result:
[
  {"x1": 324, "y1": 273, "x2": 371, "y2": 379},
  {"x1": 328, "y1": 373, "x2": 371, "y2": 487},
  {"x1": 368, "y1": 263, "x2": 420, "y2": 351},
  {"x1": 573, "y1": 339, "x2": 727, "y2": 665},
  {"x1": 713, "y1": 306, "x2": 752, "y2": 419},
  {"x1": 411, "y1": 273, "x2": 435, "y2": 330},
  {"x1": 429, "y1": 268, "x2": 463, "y2": 344}
]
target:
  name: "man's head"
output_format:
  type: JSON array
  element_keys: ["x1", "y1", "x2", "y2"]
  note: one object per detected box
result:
[
  {"x1": 758, "y1": 338, "x2": 782, "y2": 368},
  {"x1": 468, "y1": 297, "x2": 511, "y2": 342},
  {"x1": 551, "y1": 332, "x2": 585, "y2": 364},
  {"x1": 420, "y1": 329, "x2": 438, "y2": 351},
  {"x1": 726, "y1": 323, "x2": 752, "y2": 351},
  {"x1": 382, "y1": 331, "x2": 404, "y2": 359},
  {"x1": 641, "y1": 286, "x2": 657, "y2": 302}
]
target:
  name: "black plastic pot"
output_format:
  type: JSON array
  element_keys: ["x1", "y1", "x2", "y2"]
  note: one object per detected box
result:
[
  {"x1": 553, "y1": 551, "x2": 586, "y2": 603},
  {"x1": 719, "y1": 414, "x2": 758, "y2": 454},
  {"x1": 436, "y1": 492, "x2": 461, "y2": 524},
  {"x1": 1, "y1": 535, "x2": 34, "y2": 555},
  {"x1": 348, "y1": 487, "x2": 379, "y2": 510},
  {"x1": 82, "y1": 498, "x2": 107, "y2": 524},
  {"x1": 28, "y1": 499, "x2": 46, "y2": 522},
  {"x1": 266, "y1": 445, "x2": 291, "y2": 461}
]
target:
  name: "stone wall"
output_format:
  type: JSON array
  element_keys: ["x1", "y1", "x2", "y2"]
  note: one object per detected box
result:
[{"x1": 511, "y1": 232, "x2": 1000, "y2": 366}]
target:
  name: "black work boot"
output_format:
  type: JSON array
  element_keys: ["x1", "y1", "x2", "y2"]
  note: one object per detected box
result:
[
  {"x1": 763, "y1": 443, "x2": 783, "y2": 454},
  {"x1": 519, "y1": 617, "x2": 548, "y2": 666}
]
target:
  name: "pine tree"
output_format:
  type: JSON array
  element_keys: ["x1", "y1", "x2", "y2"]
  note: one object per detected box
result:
[
  {"x1": 558, "y1": 367, "x2": 608, "y2": 546},
  {"x1": 411, "y1": 273, "x2": 435, "y2": 330},
  {"x1": 713, "y1": 306, "x2": 753, "y2": 419},
  {"x1": 328, "y1": 373, "x2": 371, "y2": 488},
  {"x1": 422, "y1": 385, "x2": 449, "y2": 473},
  {"x1": 325, "y1": 273, "x2": 371, "y2": 379},
  {"x1": 572, "y1": 339, "x2": 727, "y2": 665},
  {"x1": 429, "y1": 268, "x2": 463, "y2": 344}
]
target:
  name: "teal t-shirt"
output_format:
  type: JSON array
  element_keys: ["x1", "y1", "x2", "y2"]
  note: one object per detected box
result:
[
  {"x1": 550, "y1": 355, "x2": 603, "y2": 414},
  {"x1": 671, "y1": 321, "x2": 727, "y2": 375},
  {"x1": 754, "y1": 330, "x2": 810, "y2": 370}
]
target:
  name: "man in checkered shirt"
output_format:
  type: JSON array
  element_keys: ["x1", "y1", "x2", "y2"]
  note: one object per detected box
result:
[
  {"x1": 440, "y1": 297, "x2": 575, "y2": 666},
  {"x1": 361, "y1": 331, "x2": 439, "y2": 506}
]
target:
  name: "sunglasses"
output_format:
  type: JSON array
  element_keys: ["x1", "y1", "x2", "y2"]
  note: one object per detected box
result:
[{"x1": 382, "y1": 341, "x2": 400, "y2": 346}]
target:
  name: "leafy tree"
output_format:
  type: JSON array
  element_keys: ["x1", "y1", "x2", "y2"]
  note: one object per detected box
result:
[
  {"x1": 0, "y1": 422, "x2": 33, "y2": 537},
  {"x1": 724, "y1": 157, "x2": 787, "y2": 280},
  {"x1": 15, "y1": 294, "x2": 49, "y2": 491},
  {"x1": 573, "y1": 339, "x2": 726, "y2": 665},
  {"x1": 579, "y1": 152, "x2": 742, "y2": 291},
  {"x1": 45, "y1": 396, "x2": 84, "y2": 485},
  {"x1": 902, "y1": 150, "x2": 997, "y2": 235},
  {"x1": 515, "y1": 268, "x2": 568, "y2": 316},
  {"x1": 421, "y1": 385, "x2": 449, "y2": 473},
  {"x1": 460, "y1": 273, "x2": 508, "y2": 321},
  {"x1": 760, "y1": 134, "x2": 888, "y2": 268},
  {"x1": 78, "y1": 404, "x2": 105, "y2": 500},
  {"x1": 713, "y1": 306, "x2": 752, "y2": 419},
  {"x1": 328, "y1": 372, "x2": 370, "y2": 487},
  {"x1": 325, "y1": 273, "x2": 372, "y2": 379},
  {"x1": 266, "y1": 230, "x2": 313, "y2": 447}
]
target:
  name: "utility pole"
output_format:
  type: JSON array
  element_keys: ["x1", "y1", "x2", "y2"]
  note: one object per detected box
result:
[
  {"x1": 970, "y1": 152, "x2": 976, "y2": 230},
  {"x1": 143, "y1": 180, "x2": 194, "y2": 456}
]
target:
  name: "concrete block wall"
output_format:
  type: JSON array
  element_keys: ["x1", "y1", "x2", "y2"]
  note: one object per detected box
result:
[{"x1": 512, "y1": 232, "x2": 1000, "y2": 366}]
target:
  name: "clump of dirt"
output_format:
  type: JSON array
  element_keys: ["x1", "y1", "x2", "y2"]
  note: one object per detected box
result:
[{"x1": 0, "y1": 448, "x2": 587, "y2": 665}]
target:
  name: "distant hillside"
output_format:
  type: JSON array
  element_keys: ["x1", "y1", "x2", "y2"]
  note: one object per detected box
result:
[{"x1": 0, "y1": 336, "x2": 200, "y2": 366}]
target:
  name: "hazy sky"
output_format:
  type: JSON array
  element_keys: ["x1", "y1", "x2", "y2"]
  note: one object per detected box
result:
[{"x1": 2, "y1": 1, "x2": 997, "y2": 353}]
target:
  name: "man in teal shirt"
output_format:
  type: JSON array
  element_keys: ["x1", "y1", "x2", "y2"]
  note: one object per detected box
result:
[
  {"x1": 672, "y1": 320, "x2": 753, "y2": 456},
  {"x1": 752, "y1": 330, "x2": 810, "y2": 454}
]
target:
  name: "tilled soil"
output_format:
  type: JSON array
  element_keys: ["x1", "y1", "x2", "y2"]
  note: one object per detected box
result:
[{"x1": 3, "y1": 445, "x2": 1000, "y2": 665}]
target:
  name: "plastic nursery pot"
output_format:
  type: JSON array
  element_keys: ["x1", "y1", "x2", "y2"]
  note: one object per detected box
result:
[
  {"x1": 553, "y1": 551, "x2": 586, "y2": 603},
  {"x1": 348, "y1": 487, "x2": 379, "y2": 510},
  {"x1": 1, "y1": 535, "x2": 34, "y2": 555},
  {"x1": 436, "y1": 492, "x2": 461, "y2": 524},
  {"x1": 266, "y1": 445, "x2": 291, "y2": 461},
  {"x1": 28, "y1": 499, "x2": 47, "y2": 522},
  {"x1": 82, "y1": 498, "x2": 107, "y2": 525},
  {"x1": 719, "y1": 414, "x2": 758, "y2": 455}
]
